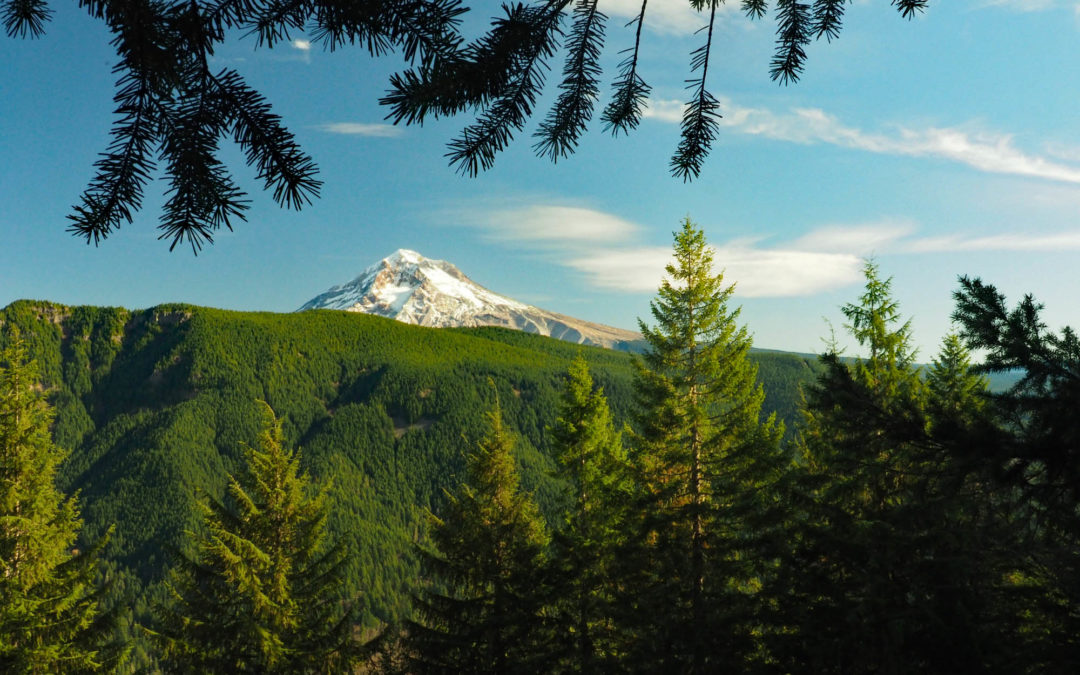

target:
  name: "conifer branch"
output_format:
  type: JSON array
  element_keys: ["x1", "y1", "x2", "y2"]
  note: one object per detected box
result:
[
  {"x1": 771, "y1": 0, "x2": 811, "y2": 85},
  {"x1": 310, "y1": 0, "x2": 395, "y2": 54},
  {"x1": 67, "y1": 72, "x2": 158, "y2": 245},
  {"x1": 383, "y1": 0, "x2": 567, "y2": 145},
  {"x1": 600, "y1": 0, "x2": 649, "y2": 136},
  {"x1": 247, "y1": 0, "x2": 308, "y2": 48},
  {"x1": 158, "y1": 74, "x2": 249, "y2": 253},
  {"x1": 811, "y1": 0, "x2": 846, "y2": 42},
  {"x1": 1, "y1": 0, "x2": 52, "y2": 37},
  {"x1": 741, "y1": 0, "x2": 767, "y2": 19},
  {"x1": 670, "y1": 2, "x2": 720, "y2": 182},
  {"x1": 371, "y1": 0, "x2": 467, "y2": 65},
  {"x1": 445, "y1": 1, "x2": 565, "y2": 176},
  {"x1": 65, "y1": 0, "x2": 463, "y2": 250},
  {"x1": 9, "y1": 0, "x2": 937, "y2": 247},
  {"x1": 893, "y1": 0, "x2": 928, "y2": 19},
  {"x1": 204, "y1": 0, "x2": 261, "y2": 32},
  {"x1": 211, "y1": 69, "x2": 322, "y2": 211},
  {"x1": 534, "y1": 0, "x2": 605, "y2": 161},
  {"x1": 381, "y1": 5, "x2": 535, "y2": 125}
]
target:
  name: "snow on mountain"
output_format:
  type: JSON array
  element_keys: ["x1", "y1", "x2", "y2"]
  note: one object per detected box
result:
[{"x1": 298, "y1": 249, "x2": 641, "y2": 350}]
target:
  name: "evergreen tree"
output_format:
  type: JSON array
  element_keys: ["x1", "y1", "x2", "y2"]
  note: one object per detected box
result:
[
  {"x1": 407, "y1": 397, "x2": 549, "y2": 674},
  {"x1": 151, "y1": 400, "x2": 363, "y2": 673},
  {"x1": 546, "y1": 355, "x2": 630, "y2": 671},
  {"x1": 0, "y1": 332, "x2": 114, "y2": 674},
  {"x1": 621, "y1": 217, "x2": 784, "y2": 673},
  {"x1": 773, "y1": 263, "x2": 1019, "y2": 672},
  {"x1": 952, "y1": 276, "x2": 1080, "y2": 667}
]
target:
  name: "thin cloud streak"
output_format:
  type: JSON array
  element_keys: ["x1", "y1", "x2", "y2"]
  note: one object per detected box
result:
[
  {"x1": 643, "y1": 99, "x2": 685, "y2": 123},
  {"x1": 979, "y1": 0, "x2": 1063, "y2": 11},
  {"x1": 565, "y1": 246, "x2": 862, "y2": 297},
  {"x1": 464, "y1": 201, "x2": 1080, "y2": 298},
  {"x1": 791, "y1": 222, "x2": 918, "y2": 255},
  {"x1": 905, "y1": 231, "x2": 1080, "y2": 253},
  {"x1": 316, "y1": 123, "x2": 402, "y2": 137},
  {"x1": 1043, "y1": 141, "x2": 1080, "y2": 163},
  {"x1": 463, "y1": 204, "x2": 865, "y2": 298},
  {"x1": 465, "y1": 202, "x2": 1080, "y2": 298},
  {"x1": 644, "y1": 97, "x2": 1080, "y2": 185},
  {"x1": 472, "y1": 205, "x2": 641, "y2": 245},
  {"x1": 786, "y1": 222, "x2": 1080, "y2": 255}
]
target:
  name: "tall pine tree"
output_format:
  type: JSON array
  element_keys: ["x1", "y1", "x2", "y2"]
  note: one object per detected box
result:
[
  {"x1": 546, "y1": 355, "x2": 631, "y2": 672},
  {"x1": 150, "y1": 400, "x2": 363, "y2": 673},
  {"x1": 407, "y1": 395, "x2": 549, "y2": 674},
  {"x1": 621, "y1": 217, "x2": 784, "y2": 673},
  {"x1": 0, "y1": 332, "x2": 114, "y2": 674}
]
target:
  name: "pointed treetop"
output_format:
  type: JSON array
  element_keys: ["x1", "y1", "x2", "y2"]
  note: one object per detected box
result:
[{"x1": 842, "y1": 259, "x2": 918, "y2": 382}]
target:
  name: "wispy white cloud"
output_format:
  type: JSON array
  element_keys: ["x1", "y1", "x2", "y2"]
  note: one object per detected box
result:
[
  {"x1": 905, "y1": 230, "x2": 1080, "y2": 253},
  {"x1": 463, "y1": 200, "x2": 1080, "y2": 297},
  {"x1": 470, "y1": 205, "x2": 641, "y2": 245},
  {"x1": 462, "y1": 204, "x2": 864, "y2": 297},
  {"x1": 709, "y1": 246, "x2": 862, "y2": 297},
  {"x1": 208, "y1": 55, "x2": 248, "y2": 65},
  {"x1": 316, "y1": 123, "x2": 402, "y2": 138},
  {"x1": 1043, "y1": 140, "x2": 1080, "y2": 163},
  {"x1": 791, "y1": 221, "x2": 917, "y2": 255},
  {"x1": 979, "y1": 0, "x2": 1064, "y2": 11},
  {"x1": 788, "y1": 221, "x2": 1080, "y2": 255},
  {"x1": 643, "y1": 99, "x2": 685, "y2": 123},
  {"x1": 563, "y1": 246, "x2": 670, "y2": 292},
  {"x1": 564, "y1": 245, "x2": 862, "y2": 296},
  {"x1": 285, "y1": 38, "x2": 312, "y2": 63},
  {"x1": 644, "y1": 97, "x2": 1080, "y2": 186}
]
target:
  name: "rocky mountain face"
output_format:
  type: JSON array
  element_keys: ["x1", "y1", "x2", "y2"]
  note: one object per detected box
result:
[{"x1": 298, "y1": 249, "x2": 642, "y2": 350}]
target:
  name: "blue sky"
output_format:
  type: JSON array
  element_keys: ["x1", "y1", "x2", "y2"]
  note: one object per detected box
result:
[{"x1": 4, "y1": 0, "x2": 1080, "y2": 356}]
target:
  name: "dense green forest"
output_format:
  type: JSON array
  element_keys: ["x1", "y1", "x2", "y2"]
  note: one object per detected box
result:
[
  {"x1": 0, "y1": 298, "x2": 818, "y2": 653},
  {"x1": 3, "y1": 223, "x2": 1078, "y2": 672}
]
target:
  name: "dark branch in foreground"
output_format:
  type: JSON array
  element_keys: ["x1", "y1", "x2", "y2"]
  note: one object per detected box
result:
[{"x1": 8, "y1": 0, "x2": 931, "y2": 249}]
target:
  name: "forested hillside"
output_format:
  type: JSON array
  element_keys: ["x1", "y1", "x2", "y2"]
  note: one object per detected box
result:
[{"x1": 0, "y1": 300, "x2": 820, "y2": 630}]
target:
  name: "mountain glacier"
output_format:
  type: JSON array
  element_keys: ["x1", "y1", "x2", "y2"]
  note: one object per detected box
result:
[{"x1": 298, "y1": 249, "x2": 642, "y2": 350}]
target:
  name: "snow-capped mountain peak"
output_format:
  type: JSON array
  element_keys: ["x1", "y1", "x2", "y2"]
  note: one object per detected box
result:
[
  {"x1": 298, "y1": 250, "x2": 640, "y2": 350},
  {"x1": 386, "y1": 248, "x2": 422, "y2": 264}
]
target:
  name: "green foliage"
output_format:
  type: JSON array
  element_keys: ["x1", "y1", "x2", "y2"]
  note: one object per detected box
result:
[
  {"x1": 407, "y1": 399, "x2": 549, "y2": 674},
  {"x1": 927, "y1": 332, "x2": 989, "y2": 425},
  {"x1": 750, "y1": 349, "x2": 825, "y2": 440},
  {"x1": 150, "y1": 401, "x2": 364, "y2": 673},
  {"x1": 11, "y1": 264, "x2": 1080, "y2": 671},
  {"x1": 0, "y1": 297, "x2": 826, "y2": 666},
  {"x1": 773, "y1": 263, "x2": 1024, "y2": 672},
  {"x1": 0, "y1": 332, "x2": 117, "y2": 674},
  {"x1": 953, "y1": 276, "x2": 1080, "y2": 667},
  {"x1": 545, "y1": 355, "x2": 631, "y2": 671},
  {"x1": 620, "y1": 217, "x2": 785, "y2": 673}
]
